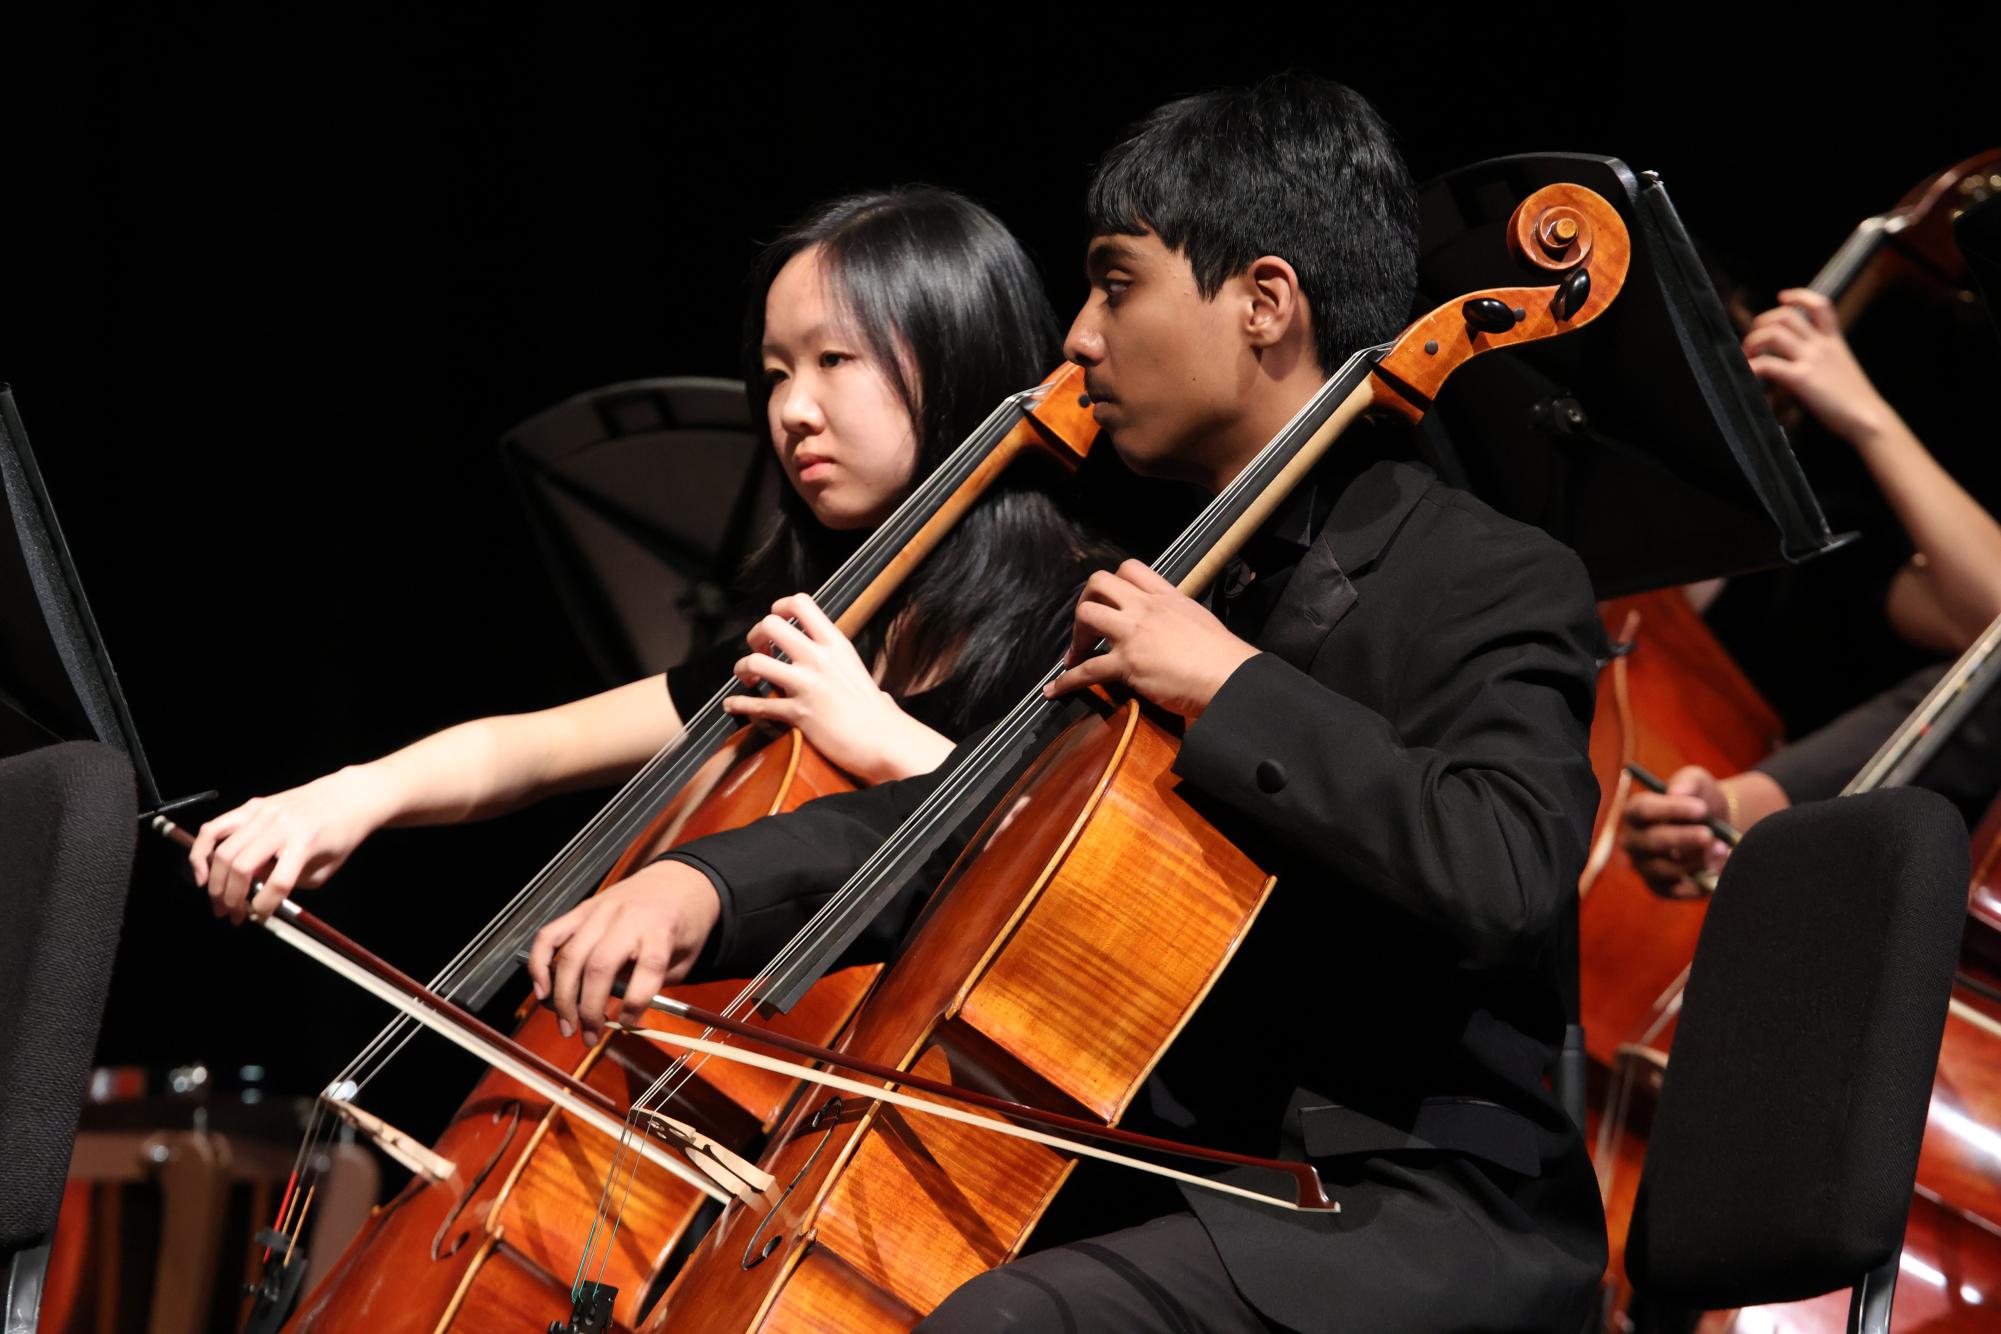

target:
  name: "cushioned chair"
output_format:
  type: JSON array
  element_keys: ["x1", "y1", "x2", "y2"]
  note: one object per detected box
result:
[
  {"x1": 1624, "y1": 787, "x2": 1969, "y2": 1334},
  {"x1": 0, "y1": 741, "x2": 136, "y2": 1331}
]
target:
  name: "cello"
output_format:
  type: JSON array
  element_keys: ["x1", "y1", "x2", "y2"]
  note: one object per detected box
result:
[
  {"x1": 1811, "y1": 148, "x2": 2001, "y2": 328},
  {"x1": 180, "y1": 363, "x2": 1102, "y2": 1332},
  {"x1": 528, "y1": 182, "x2": 1636, "y2": 1332}
]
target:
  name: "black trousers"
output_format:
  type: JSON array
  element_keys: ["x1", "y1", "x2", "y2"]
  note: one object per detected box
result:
[
  {"x1": 916, "y1": 1212, "x2": 1274, "y2": 1334},
  {"x1": 910, "y1": 1151, "x2": 1604, "y2": 1334}
]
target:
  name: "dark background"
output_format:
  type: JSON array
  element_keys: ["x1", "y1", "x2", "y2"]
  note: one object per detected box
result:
[{"x1": 2, "y1": 16, "x2": 1990, "y2": 1127}]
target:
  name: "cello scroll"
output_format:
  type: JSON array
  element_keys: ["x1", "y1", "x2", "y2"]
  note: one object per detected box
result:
[{"x1": 1373, "y1": 182, "x2": 1630, "y2": 417}]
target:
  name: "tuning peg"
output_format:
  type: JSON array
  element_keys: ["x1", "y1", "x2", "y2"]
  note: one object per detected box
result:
[
  {"x1": 1461, "y1": 297, "x2": 1515, "y2": 334},
  {"x1": 1554, "y1": 268, "x2": 1591, "y2": 320}
]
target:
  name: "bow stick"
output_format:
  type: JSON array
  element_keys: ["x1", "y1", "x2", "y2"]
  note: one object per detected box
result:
[
  {"x1": 150, "y1": 816, "x2": 761, "y2": 1203},
  {"x1": 539, "y1": 972, "x2": 1340, "y2": 1211}
]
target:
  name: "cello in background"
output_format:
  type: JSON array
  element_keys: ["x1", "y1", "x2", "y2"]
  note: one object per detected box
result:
[
  {"x1": 1599, "y1": 643, "x2": 2001, "y2": 1329},
  {"x1": 1814, "y1": 149, "x2": 2001, "y2": 327}
]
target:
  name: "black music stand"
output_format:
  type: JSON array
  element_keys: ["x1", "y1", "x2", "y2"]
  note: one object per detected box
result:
[
  {"x1": 1415, "y1": 153, "x2": 1848, "y2": 598},
  {"x1": 1414, "y1": 158, "x2": 1853, "y2": 1144},
  {"x1": 498, "y1": 376, "x2": 777, "y2": 688},
  {"x1": 0, "y1": 385, "x2": 169, "y2": 809}
]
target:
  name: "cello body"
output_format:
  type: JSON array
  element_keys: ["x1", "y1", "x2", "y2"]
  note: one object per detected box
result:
[
  {"x1": 650, "y1": 699, "x2": 1273, "y2": 1331},
  {"x1": 284, "y1": 728, "x2": 879, "y2": 1332},
  {"x1": 1578, "y1": 589, "x2": 1783, "y2": 1068}
]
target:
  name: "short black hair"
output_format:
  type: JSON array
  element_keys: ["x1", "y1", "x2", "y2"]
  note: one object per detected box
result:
[{"x1": 1086, "y1": 72, "x2": 1418, "y2": 374}]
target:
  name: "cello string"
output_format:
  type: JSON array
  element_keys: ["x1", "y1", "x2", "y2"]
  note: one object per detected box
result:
[
  {"x1": 572, "y1": 1109, "x2": 634, "y2": 1298},
  {"x1": 620, "y1": 665, "x2": 1064, "y2": 1128},
  {"x1": 587, "y1": 1116, "x2": 651, "y2": 1294},
  {"x1": 267, "y1": 1101, "x2": 336, "y2": 1255}
]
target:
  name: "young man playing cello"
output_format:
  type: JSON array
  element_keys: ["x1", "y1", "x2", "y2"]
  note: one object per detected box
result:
[{"x1": 533, "y1": 74, "x2": 1608, "y2": 1331}]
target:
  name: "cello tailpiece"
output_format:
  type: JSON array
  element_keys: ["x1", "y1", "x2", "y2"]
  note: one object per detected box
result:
[{"x1": 549, "y1": 1281, "x2": 618, "y2": 1334}]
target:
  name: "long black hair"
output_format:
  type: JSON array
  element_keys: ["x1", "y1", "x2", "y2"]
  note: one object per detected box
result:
[{"x1": 740, "y1": 187, "x2": 1114, "y2": 719}]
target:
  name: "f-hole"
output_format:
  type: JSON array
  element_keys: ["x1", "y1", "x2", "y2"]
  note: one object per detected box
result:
[
  {"x1": 432, "y1": 1100, "x2": 522, "y2": 1260},
  {"x1": 740, "y1": 1095, "x2": 843, "y2": 1270}
]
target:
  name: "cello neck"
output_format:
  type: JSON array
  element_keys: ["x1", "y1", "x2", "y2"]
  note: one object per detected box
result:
[
  {"x1": 1843, "y1": 611, "x2": 2001, "y2": 797},
  {"x1": 1807, "y1": 212, "x2": 1902, "y2": 306},
  {"x1": 1804, "y1": 149, "x2": 2001, "y2": 317},
  {"x1": 826, "y1": 365, "x2": 1095, "y2": 636},
  {"x1": 1162, "y1": 348, "x2": 1386, "y2": 598}
]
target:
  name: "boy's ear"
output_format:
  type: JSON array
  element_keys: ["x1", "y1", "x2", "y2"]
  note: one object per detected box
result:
[{"x1": 1244, "y1": 254, "x2": 1303, "y2": 350}]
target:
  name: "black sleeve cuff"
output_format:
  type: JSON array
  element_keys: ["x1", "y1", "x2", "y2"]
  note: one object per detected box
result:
[{"x1": 651, "y1": 850, "x2": 738, "y2": 976}]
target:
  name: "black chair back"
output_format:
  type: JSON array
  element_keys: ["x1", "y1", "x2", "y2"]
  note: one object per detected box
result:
[
  {"x1": 1625, "y1": 788, "x2": 1968, "y2": 1315},
  {"x1": 0, "y1": 740, "x2": 136, "y2": 1253}
]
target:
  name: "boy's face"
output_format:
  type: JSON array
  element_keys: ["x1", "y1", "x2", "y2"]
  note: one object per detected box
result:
[{"x1": 1064, "y1": 230, "x2": 1255, "y2": 489}]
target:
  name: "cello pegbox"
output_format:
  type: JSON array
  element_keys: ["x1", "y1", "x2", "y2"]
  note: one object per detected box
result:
[
  {"x1": 1014, "y1": 361, "x2": 1098, "y2": 464},
  {"x1": 1370, "y1": 182, "x2": 1630, "y2": 419}
]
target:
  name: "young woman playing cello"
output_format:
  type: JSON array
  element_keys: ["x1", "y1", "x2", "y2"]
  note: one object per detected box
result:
[{"x1": 190, "y1": 186, "x2": 1120, "y2": 927}]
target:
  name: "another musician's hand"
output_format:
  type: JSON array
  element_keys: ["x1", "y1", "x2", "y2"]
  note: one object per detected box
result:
[
  {"x1": 1044, "y1": 561, "x2": 1259, "y2": 720},
  {"x1": 1621, "y1": 765, "x2": 1730, "y2": 899},
  {"x1": 527, "y1": 861, "x2": 722, "y2": 1046},
  {"x1": 1742, "y1": 290, "x2": 1893, "y2": 446},
  {"x1": 723, "y1": 592, "x2": 953, "y2": 784},
  {"x1": 189, "y1": 768, "x2": 393, "y2": 925}
]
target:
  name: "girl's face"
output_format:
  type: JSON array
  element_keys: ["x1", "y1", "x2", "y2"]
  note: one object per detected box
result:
[{"x1": 761, "y1": 246, "x2": 921, "y2": 531}]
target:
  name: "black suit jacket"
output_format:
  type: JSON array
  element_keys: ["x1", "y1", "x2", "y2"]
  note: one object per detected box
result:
[{"x1": 666, "y1": 460, "x2": 1610, "y2": 1332}]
